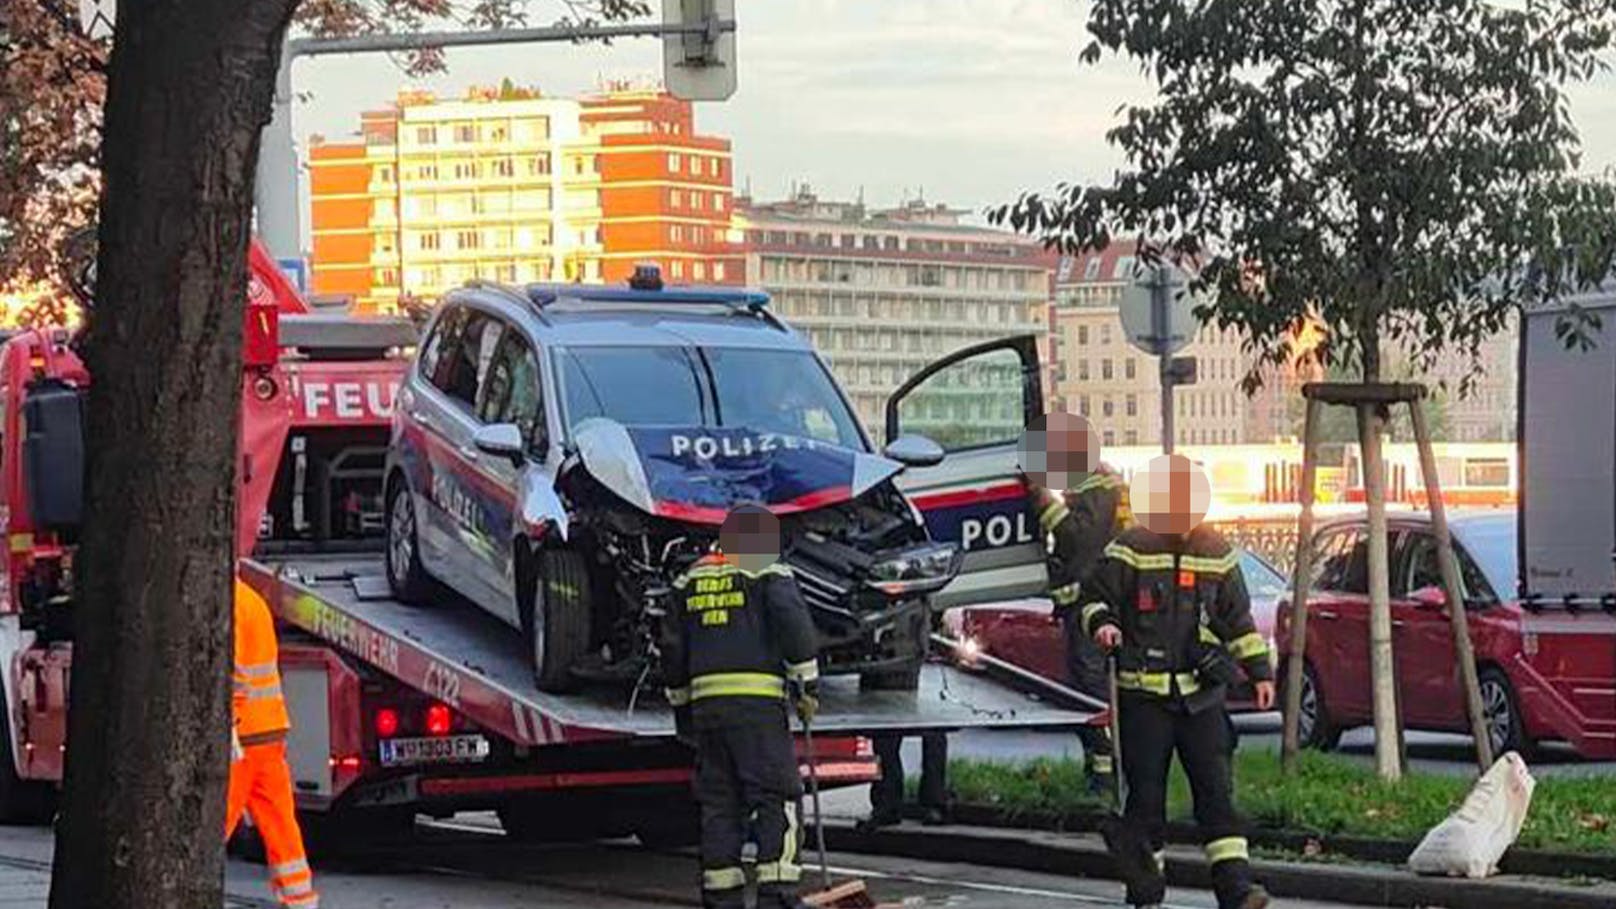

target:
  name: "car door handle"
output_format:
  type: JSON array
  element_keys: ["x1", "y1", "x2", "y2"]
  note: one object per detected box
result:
[
  {"x1": 411, "y1": 410, "x2": 433, "y2": 428},
  {"x1": 458, "y1": 444, "x2": 480, "y2": 463},
  {"x1": 1392, "y1": 619, "x2": 1406, "y2": 628},
  {"x1": 1315, "y1": 610, "x2": 1339, "y2": 621}
]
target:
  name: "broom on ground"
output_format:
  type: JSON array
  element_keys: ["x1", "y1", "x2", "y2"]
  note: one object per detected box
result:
[{"x1": 799, "y1": 705, "x2": 876, "y2": 908}]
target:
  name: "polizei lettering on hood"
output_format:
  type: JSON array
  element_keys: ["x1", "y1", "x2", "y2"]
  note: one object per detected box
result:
[{"x1": 669, "y1": 432, "x2": 821, "y2": 461}]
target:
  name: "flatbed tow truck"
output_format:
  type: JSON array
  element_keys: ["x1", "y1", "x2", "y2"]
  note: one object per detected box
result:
[{"x1": 0, "y1": 241, "x2": 1092, "y2": 847}]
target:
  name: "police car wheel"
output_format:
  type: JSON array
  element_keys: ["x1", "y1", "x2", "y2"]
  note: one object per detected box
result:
[
  {"x1": 385, "y1": 480, "x2": 436, "y2": 604},
  {"x1": 527, "y1": 547, "x2": 593, "y2": 694}
]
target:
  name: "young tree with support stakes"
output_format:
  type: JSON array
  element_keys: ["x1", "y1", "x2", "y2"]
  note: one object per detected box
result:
[
  {"x1": 994, "y1": 0, "x2": 1616, "y2": 781},
  {"x1": 3, "y1": 2, "x2": 647, "y2": 907}
]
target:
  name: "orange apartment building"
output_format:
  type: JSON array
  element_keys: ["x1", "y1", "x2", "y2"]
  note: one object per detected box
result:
[{"x1": 309, "y1": 85, "x2": 739, "y2": 314}]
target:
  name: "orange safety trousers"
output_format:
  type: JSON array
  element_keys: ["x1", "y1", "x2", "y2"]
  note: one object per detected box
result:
[{"x1": 227, "y1": 741, "x2": 318, "y2": 909}]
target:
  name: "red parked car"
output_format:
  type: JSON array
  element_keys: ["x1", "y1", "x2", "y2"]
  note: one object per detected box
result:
[
  {"x1": 941, "y1": 548, "x2": 1287, "y2": 713},
  {"x1": 1277, "y1": 511, "x2": 1616, "y2": 759}
]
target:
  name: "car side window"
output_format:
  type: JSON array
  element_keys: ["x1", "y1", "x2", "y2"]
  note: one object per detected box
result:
[
  {"x1": 1313, "y1": 528, "x2": 1368, "y2": 594},
  {"x1": 1400, "y1": 532, "x2": 1443, "y2": 597},
  {"x1": 441, "y1": 310, "x2": 502, "y2": 409},
  {"x1": 419, "y1": 306, "x2": 462, "y2": 390},
  {"x1": 1398, "y1": 531, "x2": 1496, "y2": 605},
  {"x1": 478, "y1": 330, "x2": 546, "y2": 454}
]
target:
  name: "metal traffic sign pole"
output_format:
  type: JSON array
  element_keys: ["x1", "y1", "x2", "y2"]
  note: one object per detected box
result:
[
  {"x1": 255, "y1": 1, "x2": 738, "y2": 260},
  {"x1": 1120, "y1": 263, "x2": 1196, "y2": 454}
]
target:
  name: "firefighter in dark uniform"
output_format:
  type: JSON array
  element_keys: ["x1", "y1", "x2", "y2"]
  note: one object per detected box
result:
[
  {"x1": 1022, "y1": 411, "x2": 1132, "y2": 794},
  {"x1": 662, "y1": 505, "x2": 820, "y2": 909},
  {"x1": 1079, "y1": 455, "x2": 1274, "y2": 909}
]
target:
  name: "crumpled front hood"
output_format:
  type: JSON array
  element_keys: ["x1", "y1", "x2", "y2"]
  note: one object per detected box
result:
[{"x1": 571, "y1": 420, "x2": 902, "y2": 523}]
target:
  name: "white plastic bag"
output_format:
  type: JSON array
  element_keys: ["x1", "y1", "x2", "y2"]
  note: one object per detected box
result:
[{"x1": 1407, "y1": 751, "x2": 1536, "y2": 879}]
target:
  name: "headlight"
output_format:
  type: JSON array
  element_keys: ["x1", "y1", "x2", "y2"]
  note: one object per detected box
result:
[{"x1": 866, "y1": 542, "x2": 962, "y2": 596}]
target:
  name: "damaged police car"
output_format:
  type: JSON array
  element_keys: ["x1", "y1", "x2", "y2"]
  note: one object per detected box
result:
[{"x1": 385, "y1": 266, "x2": 1029, "y2": 694}]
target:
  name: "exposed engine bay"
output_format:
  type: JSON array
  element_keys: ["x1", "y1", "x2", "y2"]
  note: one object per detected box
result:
[{"x1": 554, "y1": 421, "x2": 961, "y2": 688}]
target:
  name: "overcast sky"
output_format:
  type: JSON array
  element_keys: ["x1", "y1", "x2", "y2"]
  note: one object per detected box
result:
[{"x1": 295, "y1": 0, "x2": 1616, "y2": 219}]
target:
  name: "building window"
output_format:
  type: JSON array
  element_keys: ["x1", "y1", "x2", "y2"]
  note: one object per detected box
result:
[
  {"x1": 1104, "y1": 430, "x2": 1116, "y2": 446},
  {"x1": 487, "y1": 123, "x2": 509, "y2": 143},
  {"x1": 413, "y1": 163, "x2": 438, "y2": 181},
  {"x1": 414, "y1": 125, "x2": 437, "y2": 145},
  {"x1": 1126, "y1": 393, "x2": 1137, "y2": 416},
  {"x1": 1083, "y1": 257, "x2": 1101, "y2": 280},
  {"x1": 454, "y1": 123, "x2": 476, "y2": 143},
  {"x1": 1103, "y1": 398, "x2": 1114, "y2": 417},
  {"x1": 376, "y1": 165, "x2": 395, "y2": 184},
  {"x1": 715, "y1": 193, "x2": 726, "y2": 212},
  {"x1": 527, "y1": 155, "x2": 551, "y2": 176},
  {"x1": 1113, "y1": 255, "x2": 1136, "y2": 280},
  {"x1": 668, "y1": 153, "x2": 682, "y2": 173},
  {"x1": 1101, "y1": 323, "x2": 1112, "y2": 345},
  {"x1": 709, "y1": 157, "x2": 720, "y2": 177},
  {"x1": 453, "y1": 161, "x2": 478, "y2": 181},
  {"x1": 694, "y1": 262, "x2": 707, "y2": 281},
  {"x1": 1125, "y1": 358, "x2": 1136, "y2": 379},
  {"x1": 671, "y1": 189, "x2": 684, "y2": 209},
  {"x1": 456, "y1": 230, "x2": 479, "y2": 250},
  {"x1": 671, "y1": 224, "x2": 685, "y2": 243},
  {"x1": 1078, "y1": 325, "x2": 1089, "y2": 345},
  {"x1": 1125, "y1": 430, "x2": 1138, "y2": 445},
  {"x1": 671, "y1": 260, "x2": 685, "y2": 279},
  {"x1": 418, "y1": 232, "x2": 440, "y2": 251},
  {"x1": 1078, "y1": 360, "x2": 1090, "y2": 381},
  {"x1": 376, "y1": 233, "x2": 396, "y2": 254},
  {"x1": 1102, "y1": 359, "x2": 1113, "y2": 380},
  {"x1": 490, "y1": 158, "x2": 514, "y2": 178}
]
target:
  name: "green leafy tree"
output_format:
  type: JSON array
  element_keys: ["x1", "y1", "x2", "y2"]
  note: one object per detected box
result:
[{"x1": 995, "y1": 0, "x2": 1616, "y2": 781}]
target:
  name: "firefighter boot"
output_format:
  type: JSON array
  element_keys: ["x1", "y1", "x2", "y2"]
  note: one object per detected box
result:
[{"x1": 1209, "y1": 855, "x2": 1265, "y2": 909}]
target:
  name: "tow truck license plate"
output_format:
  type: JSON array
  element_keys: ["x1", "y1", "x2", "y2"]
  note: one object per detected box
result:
[{"x1": 379, "y1": 735, "x2": 490, "y2": 767}]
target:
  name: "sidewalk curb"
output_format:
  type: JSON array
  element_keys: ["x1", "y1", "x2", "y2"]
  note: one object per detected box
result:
[
  {"x1": 821, "y1": 821, "x2": 1616, "y2": 909},
  {"x1": 936, "y1": 803, "x2": 1616, "y2": 882}
]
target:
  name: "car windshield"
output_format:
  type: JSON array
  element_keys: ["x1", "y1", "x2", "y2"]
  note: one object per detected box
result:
[
  {"x1": 1239, "y1": 549, "x2": 1286, "y2": 599},
  {"x1": 556, "y1": 344, "x2": 866, "y2": 449},
  {"x1": 1456, "y1": 517, "x2": 1518, "y2": 601}
]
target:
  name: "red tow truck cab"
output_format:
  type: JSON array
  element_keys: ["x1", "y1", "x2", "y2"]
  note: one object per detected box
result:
[{"x1": 0, "y1": 239, "x2": 881, "y2": 837}]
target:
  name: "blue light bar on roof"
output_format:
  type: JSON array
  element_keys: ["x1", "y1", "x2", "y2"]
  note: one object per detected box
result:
[{"x1": 526, "y1": 284, "x2": 771, "y2": 311}]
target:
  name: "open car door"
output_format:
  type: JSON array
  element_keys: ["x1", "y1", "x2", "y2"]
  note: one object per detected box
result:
[{"x1": 885, "y1": 335, "x2": 1048, "y2": 608}]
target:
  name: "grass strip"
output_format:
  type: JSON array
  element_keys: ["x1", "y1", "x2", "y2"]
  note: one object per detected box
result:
[{"x1": 945, "y1": 750, "x2": 1615, "y2": 855}]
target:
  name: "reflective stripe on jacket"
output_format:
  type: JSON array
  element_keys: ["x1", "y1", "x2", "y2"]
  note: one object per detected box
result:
[
  {"x1": 1077, "y1": 526, "x2": 1271, "y2": 712},
  {"x1": 660, "y1": 555, "x2": 819, "y2": 726},
  {"x1": 234, "y1": 578, "x2": 291, "y2": 738}
]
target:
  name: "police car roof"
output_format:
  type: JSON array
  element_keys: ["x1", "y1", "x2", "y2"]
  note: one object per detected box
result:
[{"x1": 524, "y1": 284, "x2": 806, "y2": 350}]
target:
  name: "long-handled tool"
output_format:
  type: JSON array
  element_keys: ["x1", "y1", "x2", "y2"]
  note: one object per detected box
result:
[
  {"x1": 1097, "y1": 653, "x2": 1160, "y2": 899},
  {"x1": 800, "y1": 708, "x2": 876, "y2": 909}
]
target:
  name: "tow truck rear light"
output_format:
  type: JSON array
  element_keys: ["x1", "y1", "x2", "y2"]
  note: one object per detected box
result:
[
  {"x1": 425, "y1": 703, "x2": 452, "y2": 736},
  {"x1": 374, "y1": 708, "x2": 399, "y2": 738}
]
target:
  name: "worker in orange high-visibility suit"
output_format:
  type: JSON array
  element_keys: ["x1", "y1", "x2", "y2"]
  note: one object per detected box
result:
[{"x1": 228, "y1": 577, "x2": 319, "y2": 909}]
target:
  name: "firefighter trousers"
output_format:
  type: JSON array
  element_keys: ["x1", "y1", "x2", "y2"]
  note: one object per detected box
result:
[
  {"x1": 694, "y1": 718, "x2": 804, "y2": 909},
  {"x1": 1118, "y1": 694, "x2": 1254, "y2": 909},
  {"x1": 226, "y1": 741, "x2": 318, "y2": 909},
  {"x1": 871, "y1": 731, "x2": 948, "y2": 819}
]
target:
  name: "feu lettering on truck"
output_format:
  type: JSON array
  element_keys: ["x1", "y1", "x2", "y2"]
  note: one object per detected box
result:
[
  {"x1": 670, "y1": 432, "x2": 819, "y2": 460},
  {"x1": 295, "y1": 379, "x2": 400, "y2": 422}
]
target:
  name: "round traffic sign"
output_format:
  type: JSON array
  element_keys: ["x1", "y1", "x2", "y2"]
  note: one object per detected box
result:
[{"x1": 1119, "y1": 263, "x2": 1200, "y2": 357}]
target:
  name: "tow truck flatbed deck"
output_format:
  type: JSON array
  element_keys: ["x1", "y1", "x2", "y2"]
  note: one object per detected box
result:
[{"x1": 243, "y1": 555, "x2": 1093, "y2": 748}]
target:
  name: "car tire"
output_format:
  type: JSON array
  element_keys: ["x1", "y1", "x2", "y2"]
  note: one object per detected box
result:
[
  {"x1": 1478, "y1": 666, "x2": 1529, "y2": 757},
  {"x1": 385, "y1": 479, "x2": 437, "y2": 604},
  {"x1": 0, "y1": 713, "x2": 54, "y2": 825},
  {"x1": 526, "y1": 547, "x2": 594, "y2": 694},
  {"x1": 1293, "y1": 661, "x2": 1342, "y2": 752}
]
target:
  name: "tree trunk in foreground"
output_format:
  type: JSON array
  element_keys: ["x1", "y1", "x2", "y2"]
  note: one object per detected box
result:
[
  {"x1": 1357, "y1": 401, "x2": 1404, "y2": 781},
  {"x1": 49, "y1": 0, "x2": 297, "y2": 905}
]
